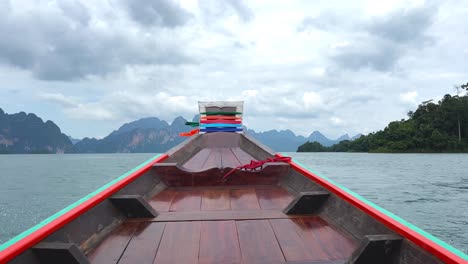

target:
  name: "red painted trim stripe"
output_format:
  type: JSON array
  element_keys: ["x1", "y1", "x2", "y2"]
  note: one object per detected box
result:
[
  {"x1": 276, "y1": 153, "x2": 467, "y2": 264},
  {"x1": 0, "y1": 154, "x2": 168, "y2": 263},
  {"x1": 201, "y1": 115, "x2": 239, "y2": 120},
  {"x1": 200, "y1": 119, "x2": 242, "y2": 124}
]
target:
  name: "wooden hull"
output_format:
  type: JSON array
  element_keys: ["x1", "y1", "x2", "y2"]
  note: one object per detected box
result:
[{"x1": 0, "y1": 132, "x2": 466, "y2": 264}]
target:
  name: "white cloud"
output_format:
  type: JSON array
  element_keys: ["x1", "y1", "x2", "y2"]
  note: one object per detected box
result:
[
  {"x1": 0, "y1": 0, "x2": 466, "y2": 139},
  {"x1": 306, "y1": 67, "x2": 326, "y2": 77},
  {"x1": 400, "y1": 91, "x2": 418, "y2": 104},
  {"x1": 362, "y1": 0, "x2": 425, "y2": 16},
  {"x1": 330, "y1": 41, "x2": 351, "y2": 49},
  {"x1": 65, "y1": 104, "x2": 116, "y2": 121},
  {"x1": 37, "y1": 92, "x2": 78, "y2": 108},
  {"x1": 37, "y1": 92, "x2": 117, "y2": 121},
  {"x1": 241, "y1": 89, "x2": 259, "y2": 97},
  {"x1": 330, "y1": 116, "x2": 344, "y2": 125},
  {"x1": 303, "y1": 91, "x2": 324, "y2": 109}
]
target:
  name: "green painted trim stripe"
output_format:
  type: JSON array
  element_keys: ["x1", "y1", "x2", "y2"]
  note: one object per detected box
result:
[
  {"x1": 0, "y1": 154, "x2": 162, "y2": 252},
  {"x1": 290, "y1": 158, "x2": 468, "y2": 260}
]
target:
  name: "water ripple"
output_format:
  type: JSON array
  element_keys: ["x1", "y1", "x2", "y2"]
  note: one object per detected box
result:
[{"x1": 289, "y1": 152, "x2": 468, "y2": 254}]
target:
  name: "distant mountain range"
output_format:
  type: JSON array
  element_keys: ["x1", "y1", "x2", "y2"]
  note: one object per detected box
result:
[
  {"x1": 68, "y1": 135, "x2": 81, "y2": 145},
  {"x1": 0, "y1": 108, "x2": 73, "y2": 154},
  {"x1": 246, "y1": 128, "x2": 361, "y2": 151},
  {"x1": 0, "y1": 108, "x2": 361, "y2": 153},
  {"x1": 74, "y1": 117, "x2": 187, "y2": 153}
]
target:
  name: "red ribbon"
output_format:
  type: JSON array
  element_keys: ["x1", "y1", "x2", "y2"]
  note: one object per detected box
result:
[{"x1": 222, "y1": 156, "x2": 291, "y2": 181}]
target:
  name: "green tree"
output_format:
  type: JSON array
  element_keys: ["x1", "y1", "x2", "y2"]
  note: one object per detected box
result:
[
  {"x1": 297, "y1": 87, "x2": 468, "y2": 153},
  {"x1": 460, "y1": 82, "x2": 468, "y2": 93},
  {"x1": 297, "y1": 141, "x2": 327, "y2": 152}
]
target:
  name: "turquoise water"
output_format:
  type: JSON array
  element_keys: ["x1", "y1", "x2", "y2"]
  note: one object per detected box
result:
[
  {"x1": 0, "y1": 153, "x2": 466, "y2": 254},
  {"x1": 0, "y1": 153, "x2": 155, "y2": 244},
  {"x1": 287, "y1": 152, "x2": 468, "y2": 254}
]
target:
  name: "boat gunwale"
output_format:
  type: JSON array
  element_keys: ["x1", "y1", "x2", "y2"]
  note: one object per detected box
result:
[
  {"x1": 1, "y1": 136, "x2": 466, "y2": 264},
  {"x1": 0, "y1": 153, "x2": 169, "y2": 263},
  {"x1": 277, "y1": 153, "x2": 468, "y2": 264}
]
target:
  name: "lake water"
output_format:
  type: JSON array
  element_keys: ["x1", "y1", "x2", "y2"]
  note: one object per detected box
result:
[{"x1": 0, "y1": 153, "x2": 467, "y2": 254}]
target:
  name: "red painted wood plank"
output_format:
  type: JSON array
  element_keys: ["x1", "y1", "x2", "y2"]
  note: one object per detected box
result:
[
  {"x1": 183, "y1": 149, "x2": 212, "y2": 171},
  {"x1": 169, "y1": 185, "x2": 277, "y2": 191},
  {"x1": 88, "y1": 222, "x2": 138, "y2": 264},
  {"x1": 220, "y1": 148, "x2": 241, "y2": 168},
  {"x1": 0, "y1": 154, "x2": 168, "y2": 264},
  {"x1": 256, "y1": 188, "x2": 293, "y2": 210},
  {"x1": 276, "y1": 154, "x2": 466, "y2": 264},
  {"x1": 148, "y1": 190, "x2": 177, "y2": 212},
  {"x1": 199, "y1": 221, "x2": 241, "y2": 264},
  {"x1": 301, "y1": 218, "x2": 357, "y2": 260},
  {"x1": 153, "y1": 210, "x2": 295, "y2": 222},
  {"x1": 202, "y1": 148, "x2": 222, "y2": 169},
  {"x1": 201, "y1": 190, "x2": 230, "y2": 210},
  {"x1": 326, "y1": 226, "x2": 358, "y2": 259},
  {"x1": 270, "y1": 218, "x2": 327, "y2": 262},
  {"x1": 169, "y1": 190, "x2": 202, "y2": 211},
  {"x1": 230, "y1": 188, "x2": 261, "y2": 210},
  {"x1": 118, "y1": 222, "x2": 165, "y2": 264},
  {"x1": 153, "y1": 221, "x2": 201, "y2": 264},
  {"x1": 236, "y1": 220, "x2": 285, "y2": 264},
  {"x1": 230, "y1": 147, "x2": 254, "y2": 164}
]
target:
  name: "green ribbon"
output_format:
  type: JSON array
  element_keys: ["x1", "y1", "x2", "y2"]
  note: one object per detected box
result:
[{"x1": 185, "y1": 122, "x2": 199, "y2": 127}]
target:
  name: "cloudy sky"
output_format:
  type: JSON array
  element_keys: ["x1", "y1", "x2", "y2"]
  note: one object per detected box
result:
[{"x1": 0, "y1": 0, "x2": 467, "y2": 139}]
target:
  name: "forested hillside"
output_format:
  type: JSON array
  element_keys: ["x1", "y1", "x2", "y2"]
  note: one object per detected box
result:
[{"x1": 298, "y1": 89, "x2": 468, "y2": 153}]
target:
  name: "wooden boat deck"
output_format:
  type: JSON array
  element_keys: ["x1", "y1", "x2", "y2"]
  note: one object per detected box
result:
[
  {"x1": 3, "y1": 127, "x2": 464, "y2": 263},
  {"x1": 88, "y1": 186, "x2": 358, "y2": 264},
  {"x1": 182, "y1": 147, "x2": 254, "y2": 171}
]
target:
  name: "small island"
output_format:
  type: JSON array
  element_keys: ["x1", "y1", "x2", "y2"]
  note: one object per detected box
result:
[{"x1": 298, "y1": 89, "x2": 468, "y2": 153}]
